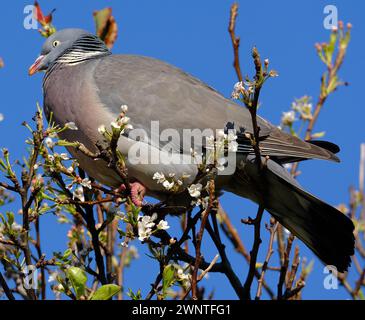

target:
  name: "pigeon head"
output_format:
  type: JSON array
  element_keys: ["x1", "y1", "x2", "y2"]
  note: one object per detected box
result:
[{"x1": 29, "y1": 28, "x2": 109, "y2": 75}]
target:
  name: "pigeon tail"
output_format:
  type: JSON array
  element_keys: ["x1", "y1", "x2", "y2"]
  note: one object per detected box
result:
[{"x1": 232, "y1": 158, "x2": 355, "y2": 272}]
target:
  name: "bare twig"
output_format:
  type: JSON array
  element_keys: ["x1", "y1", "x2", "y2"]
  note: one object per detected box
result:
[
  {"x1": 291, "y1": 22, "x2": 351, "y2": 176},
  {"x1": 181, "y1": 254, "x2": 220, "y2": 300},
  {"x1": 277, "y1": 233, "x2": 295, "y2": 299},
  {"x1": 228, "y1": 3, "x2": 243, "y2": 82},
  {"x1": 191, "y1": 180, "x2": 216, "y2": 300},
  {"x1": 0, "y1": 272, "x2": 15, "y2": 300},
  {"x1": 255, "y1": 220, "x2": 278, "y2": 300},
  {"x1": 285, "y1": 246, "x2": 300, "y2": 292},
  {"x1": 218, "y1": 205, "x2": 275, "y2": 298},
  {"x1": 242, "y1": 206, "x2": 265, "y2": 299},
  {"x1": 205, "y1": 220, "x2": 245, "y2": 299}
]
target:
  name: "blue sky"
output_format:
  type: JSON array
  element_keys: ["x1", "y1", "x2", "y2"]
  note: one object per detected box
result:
[{"x1": 0, "y1": 0, "x2": 364, "y2": 300}]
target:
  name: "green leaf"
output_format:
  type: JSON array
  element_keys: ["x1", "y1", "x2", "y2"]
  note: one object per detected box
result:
[
  {"x1": 127, "y1": 288, "x2": 142, "y2": 300},
  {"x1": 6, "y1": 212, "x2": 14, "y2": 226},
  {"x1": 162, "y1": 265, "x2": 175, "y2": 295},
  {"x1": 67, "y1": 267, "x2": 87, "y2": 299},
  {"x1": 117, "y1": 228, "x2": 126, "y2": 238},
  {"x1": 304, "y1": 260, "x2": 315, "y2": 276},
  {"x1": 90, "y1": 284, "x2": 121, "y2": 300},
  {"x1": 327, "y1": 75, "x2": 339, "y2": 94},
  {"x1": 311, "y1": 131, "x2": 326, "y2": 139},
  {"x1": 62, "y1": 248, "x2": 72, "y2": 259},
  {"x1": 326, "y1": 32, "x2": 337, "y2": 64}
]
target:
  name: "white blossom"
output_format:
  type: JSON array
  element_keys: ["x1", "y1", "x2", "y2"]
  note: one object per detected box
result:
[
  {"x1": 98, "y1": 125, "x2": 106, "y2": 134},
  {"x1": 66, "y1": 166, "x2": 74, "y2": 174},
  {"x1": 228, "y1": 140, "x2": 238, "y2": 152},
  {"x1": 48, "y1": 271, "x2": 59, "y2": 283},
  {"x1": 59, "y1": 153, "x2": 69, "y2": 160},
  {"x1": 231, "y1": 81, "x2": 245, "y2": 99},
  {"x1": 73, "y1": 186, "x2": 85, "y2": 202},
  {"x1": 291, "y1": 98, "x2": 313, "y2": 120},
  {"x1": 137, "y1": 213, "x2": 157, "y2": 242},
  {"x1": 157, "y1": 220, "x2": 170, "y2": 230},
  {"x1": 162, "y1": 180, "x2": 175, "y2": 190},
  {"x1": 33, "y1": 163, "x2": 40, "y2": 170},
  {"x1": 120, "y1": 104, "x2": 128, "y2": 113},
  {"x1": 111, "y1": 121, "x2": 121, "y2": 129},
  {"x1": 138, "y1": 228, "x2": 152, "y2": 242},
  {"x1": 227, "y1": 131, "x2": 237, "y2": 142},
  {"x1": 234, "y1": 81, "x2": 244, "y2": 91},
  {"x1": 201, "y1": 196, "x2": 210, "y2": 209},
  {"x1": 192, "y1": 195, "x2": 210, "y2": 209},
  {"x1": 120, "y1": 241, "x2": 128, "y2": 248},
  {"x1": 81, "y1": 178, "x2": 92, "y2": 189},
  {"x1": 176, "y1": 268, "x2": 190, "y2": 282},
  {"x1": 55, "y1": 284, "x2": 64, "y2": 292},
  {"x1": 281, "y1": 111, "x2": 296, "y2": 126},
  {"x1": 216, "y1": 129, "x2": 226, "y2": 139},
  {"x1": 11, "y1": 222, "x2": 22, "y2": 233},
  {"x1": 216, "y1": 157, "x2": 227, "y2": 171},
  {"x1": 188, "y1": 183, "x2": 202, "y2": 198},
  {"x1": 152, "y1": 172, "x2": 165, "y2": 184},
  {"x1": 140, "y1": 213, "x2": 157, "y2": 229},
  {"x1": 121, "y1": 116, "x2": 130, "y2": 124},
  {"x1": 65, "y1": 122, "x2": 78, "y2": 130},
  {"x1": 44, "y1": 137, "x2": 54, "y2": 148}
]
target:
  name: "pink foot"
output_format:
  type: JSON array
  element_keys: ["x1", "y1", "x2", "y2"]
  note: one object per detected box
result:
[{"x1": 117, "y1": 182, "x2": 146, "y2": 207}]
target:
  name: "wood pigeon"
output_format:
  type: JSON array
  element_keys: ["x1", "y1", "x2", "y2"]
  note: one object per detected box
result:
[{"x1": 29, "y1": 29, "x2": 354, "y2": 272}]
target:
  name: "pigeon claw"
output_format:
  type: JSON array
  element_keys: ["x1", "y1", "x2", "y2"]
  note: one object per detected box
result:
[{"x1": 118, "y1": 181, "x2": 146, "y2": 207}]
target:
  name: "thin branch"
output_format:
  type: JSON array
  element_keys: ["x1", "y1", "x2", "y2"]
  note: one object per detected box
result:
[
  {"x1": 205, "y1": 220, "x2": 245, "y2": 299},
  {"x1": 285, "y1": 245, "x2": 300, "y2": 292},
  {"x1": 191, "y1": 180, "x2": 215, "y2": 300},
  {"x1": 228, "y1": 3, "x2": 243, "y2": 82},
  {"x1": 277, "y1": 233, "x2": 295, "y2": 299},
  {"x1": 242, "y1": 205, "x2": 265, "y2": 299},
  {"x1": 291, "y1": 23, "x2": 351, "y2": 176},
  {"x1": 218, "y1": 205, "x2": 275, "y2": 298},
  {"x1": 181, "y1": 254, "x2": 219, "y2": 300},
  {"x1": 34, "y1": 218, "x2": 46, "y2": 299},
  {"x1": 255, "y1": 220, "x2": 278, "y2": 300},
  {"x1": 0, "y1": 272, "x2": 15, "y2": 300}
]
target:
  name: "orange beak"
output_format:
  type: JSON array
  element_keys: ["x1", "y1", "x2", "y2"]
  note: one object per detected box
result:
[{"x1": 28, "y1": 55, "x2": 45, "y2": 76}]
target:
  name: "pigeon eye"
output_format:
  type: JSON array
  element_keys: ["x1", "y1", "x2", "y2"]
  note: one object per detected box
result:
[{"x1": 52, "y1": 40, "x2": 60, "y2": 47}]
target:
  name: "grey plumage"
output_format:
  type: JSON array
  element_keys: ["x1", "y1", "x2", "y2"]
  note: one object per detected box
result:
[{"x1": 30, "y1": 29, "x2": 354, "y2": 272}]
